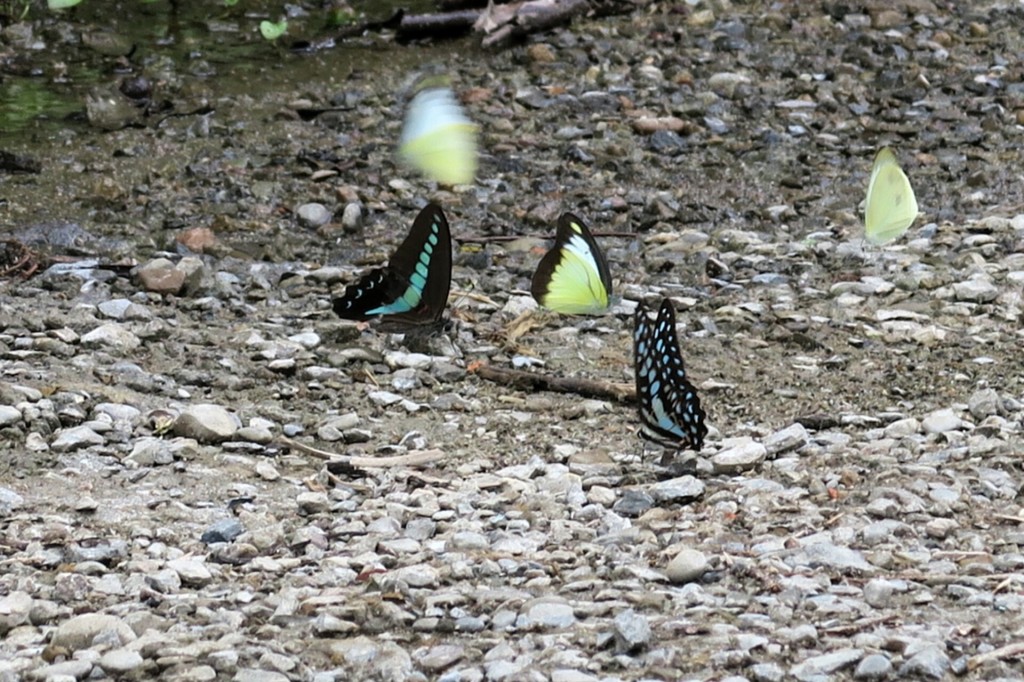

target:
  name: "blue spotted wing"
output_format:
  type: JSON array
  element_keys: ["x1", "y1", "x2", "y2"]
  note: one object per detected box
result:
[
  {"x1": 633, "y1": 299, "x2": 707, "y2": 451},
  {"x1": 333, "y1": 203, "x2": 451, "y2": 328}
]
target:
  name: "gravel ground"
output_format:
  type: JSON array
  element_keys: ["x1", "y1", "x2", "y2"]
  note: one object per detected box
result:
[{"x1": 2, "y1": 1, "x2": 1024, "y2": 681}]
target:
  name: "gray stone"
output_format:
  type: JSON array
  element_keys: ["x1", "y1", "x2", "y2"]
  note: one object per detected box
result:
[
  {"x1": 862, "y1": 579, "x2": 894, "y2": 608},
  {"x1": 232, "y1": 671, "x2": 289, "y2": 682},
  {"x1": 50, "y1": 425, "x2": 105, "y2": 452},
  {"x1": 517, "y1": 598, "x2": 575, "y2": 629},
  {"x1": 81, "y1": 323, "x2": 142, "y2": 351},
  {"x1": 26, "y1": 659, "x2": 93, "y2": 681},
  {"x1": 968, "y1": 388, "x2": 1001, "y2": 419},
  {"x1": 172, "y1": 404, "x2": 239, "y2": 443},
  {"x1": 613, "y1": 489, "x2": 656, "y2": 516},
  {"x1": 342, "y1": 202, "x2": 363, "y2": 232},
  {"x1": 749, "y1": 662, "x2": 785, "y2": 682},
  {"x1": 763, "y1": 423, "x2": 808, "y2": 455},
  {"x1": 0, "y1": 591, "x2": 32, "y2": 635},
  {"x1": 97, "y1": 298, "x2": 132, "y2": 319},
  {"x1": 297, "y1": 202, "x2": 332, "y2": 228},
  {"x1": 665, "y1": 549, "x2": 708, "y2": 584},
  {"x1": 712, "y1": 440, "x2": 767, "y2": 473},
  {"x1": 921, "y1": 408, "x2": 962, "y2": 434},
  {"x1": 799, "y1": 542, "x2": 875, "y2": 573},
  {"x1": 613, "y1": 608, "x2": 651, "y2": 652},
  {"x1": 167, "y1": 557, "x2": 213, "y2": 586},
  {"x1": 137, "y1": 257, "x2": 185, "y2": 294},
  {"x1": 952, "y1": 276, "x2": 998, "y2": 302},
  {"x1": 416, "y1": 644, "x2": 464, "y2": 671},
  {"x1": 898, "y1": 644, "x2": 949, "y2": 679},
  {"x1": 790, "y1": 648, "x2": 863, "y2": 681},
  {"x1": 51, "y1": 613, "x2": 136, "y2": 651},
  {"x1": 0, "y1": 405, "x2": 22, "y2": 426},
  {"x1": 0, "y1": 486, "x2": 25, "y2": 515},
  {"x1": 649, "y1": 476, "x2": 705, "y2": 504},
  {"x1": 853, "y1": 653, "x2": 892, "y2": 679},
  {"x1": 296, "y1": 492, "x2": 330, "y2": 515},
  {"x1": 99, "y1": 647, "x2": 144, "y2": 674}
]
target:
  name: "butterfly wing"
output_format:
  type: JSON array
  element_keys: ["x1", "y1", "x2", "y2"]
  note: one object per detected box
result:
[
  {"x1": 865, "y1": 147, "x2": 919, "y2": 245},
  {"x1": 333, "y1": 203, "x2": 452, "y2": 327},
  {"x1": 399, "y1": 87, "x2": 478, "y2": 186},
  {"x1": 633, "y1": 300, "x2": 707, "y2": 451},
  {"x1": 531, "y1": 213, "x2": 613, "y2": 315}
]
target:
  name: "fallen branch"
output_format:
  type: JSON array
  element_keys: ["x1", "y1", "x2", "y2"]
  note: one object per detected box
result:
[
  {"x1": 967, "y1": 641, "x2": 1024, "y2": 671},
  {"x1": 481, "y1": 0, "x2": 590, "y2": 49},
  {"x1": 472, "y1": 362, "x2": 635, "y2": 403},
  {"x1": 275, "y1": 437, "x2": 446, "y2": 468},
  {"x1": 396, "y1": 10, "x2": 481, "y2": 42}
]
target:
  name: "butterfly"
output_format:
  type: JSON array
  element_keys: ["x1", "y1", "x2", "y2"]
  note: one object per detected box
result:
[
  {"x1": 333, "y1": 203, "x2": 452, "y2": 329},
  {"x1": 399, "y1": 85, "x2": 478, "y2": 186},
  {"x1": 864, "y1": 147, "x2": 919, "y2": 245},
  {"x1": 633, "y1": 299, "x2": 707, "y2": 452},
  {"x1": 530, "y1": 213, "x2": 613, "y2": 315}
]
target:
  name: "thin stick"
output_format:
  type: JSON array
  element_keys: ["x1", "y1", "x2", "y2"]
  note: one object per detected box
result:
[
  {"x1": 472, "y1": 362, "x2": 635, "y2": 403},
  {"x1": 967, "y1": 641, "x2": 1024, "y2": 671},
  {"x1": 275, "y1": 437, "x2": 446, "y2": 468}
]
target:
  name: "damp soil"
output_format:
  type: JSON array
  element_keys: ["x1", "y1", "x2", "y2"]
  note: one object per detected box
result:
[{"x1": 2, "y1": 1, "x2": 1024, "y2": 679}]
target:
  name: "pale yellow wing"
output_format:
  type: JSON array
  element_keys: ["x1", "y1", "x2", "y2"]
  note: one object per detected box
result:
[{"x1": 865, "y1": 147, "x2": 919, "y2": 245}]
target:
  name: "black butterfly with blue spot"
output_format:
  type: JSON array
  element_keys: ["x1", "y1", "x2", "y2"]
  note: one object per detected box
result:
[
  {"x1": 333, "y1": 203, "x2": 451, "y2": 329},
  {"x1": 633, "y1": 299, "x2": 707, "y2": 451}
]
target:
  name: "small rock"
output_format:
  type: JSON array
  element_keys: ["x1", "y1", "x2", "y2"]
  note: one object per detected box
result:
[
  {"x1": 0, "y1": 405, "x2": 21, "y2": 426},
  {"x1": 50, "y1": 425, "x2": 105, "y2": 453},
  {"x1": 967, "y1": 388, "x2": 1001, "y2": 419},
  {"x1": 137, "y1": 258, "x2": 186, "y2": 294},
  {"x1": 80, "y1": 323, "x2": 141, "y2": 352},
  {"x1": 296, "y1": 492, "x2": 330, "y2": 515},
  {"x1": 97, "y1": 298, "x2": 132, "y2": 319},
  {"x1": 712, "y1": 440, "x2": 767, "y2": 473},
  {"x1": 341, "y1": 202, "x2": 362, "y2": 233},
  {"x1": 854, "y1": 653, "x2": 892, "y2": 680},
  {"x1": 898, "y1": 644, "x2": 950, "y2": 679},
  {"x1": 297, "y1": 202, "x2": 332, "y2": 228},
  {"x1": 862, "y1": 579, "x2": 894, "y2": 608},
  {"x1": 416, "y1": 644, "x2": 464, "y2": 671},
  {"x1": 172, "y1": 404, "x2": 239, "y2": 443},
  {"x1": 167, "y1": 557, "x2": 213, "y2": 586},
  {"x1": 516, "y1": 599, "x2": 575, "y2": 629},
  {"x1": 665, "y1": 549, "x2": 708, "y2": 584},
  {"x1": 649, "y1": 476, "x2": 705, "y2": 504},
  {"x1": 176, "y1": 256, "x2": 205, "y2": 295},
  {"x1": 613, "y1": 608, "x2": 651, "y2": 653},
  {"x1": 921, "y1": 408, "x2": 962, "y2": 434},
  {"x1": 0, "y1": 591, "x2": 32, "y2": 634},
  {"x1": 99, "y1": 647, "x2": 144, "y2": 674},
  {"x1": 790, "y1": 648, "x2": 863, "y2": 681},
  {"x1": 952, "y1": 276, "x2": 998, "y2": 302},
  {"x1": 764, "y1": 423, "x2": 808, "y2": 456},
  {"x1": 201, "y1": 518, "x2": 245, "y2": 544},
  {"x1": 51, "y1": 613, "x2": 136, "y2": 651}
]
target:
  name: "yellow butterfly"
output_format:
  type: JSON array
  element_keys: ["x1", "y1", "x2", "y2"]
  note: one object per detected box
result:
[
  {"x1": 399, "y1": 85, "x2": 478, "y2": 186},
  {"x1": 864, "y1": 147, "x2": 919, "y2": 245},
  {"x1": 531, "y1": 213, "x2": 613, "y2": 315}
]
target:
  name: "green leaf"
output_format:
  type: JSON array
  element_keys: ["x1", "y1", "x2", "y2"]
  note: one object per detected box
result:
[
  {"x1": 48, "y1": 0, "x2": 83, "y2": 9},
  {"x1": 259, "y1": 19, "x2": 287, "y2": 41}
]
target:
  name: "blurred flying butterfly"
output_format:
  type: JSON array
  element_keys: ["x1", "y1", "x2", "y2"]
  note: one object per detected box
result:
[
  {"x1": 333, "y1": 203, "x2": 452, "y2": 329},
  {"x1": 864, "y1": 147, "x2": 919, "y2": 245},
  {"x1": 633, "y1": 299, "x2": 707, "y2": 452},
  {"x1": 399, "y1": 84, "x2": 478, "y2": 186},
  {"x1": 530, "y1": 213, "x2": 613, "y2": 315}
]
